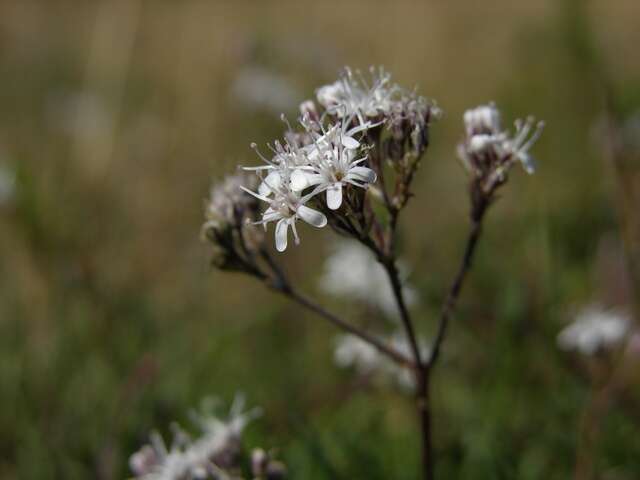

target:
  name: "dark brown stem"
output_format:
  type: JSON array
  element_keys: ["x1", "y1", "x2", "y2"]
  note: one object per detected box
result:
[
  {"x1": 382, "y1": 256, "x2": 433, "y2": 480},
  {"x1": 383, "y1": 259, "x2": 424, "y2": 367}
]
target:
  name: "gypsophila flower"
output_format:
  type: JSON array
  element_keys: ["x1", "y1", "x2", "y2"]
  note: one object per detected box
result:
[
  {"x1": 130, "y1": 395, "x2": 263, "y2": 480},
  {"x1": 557, "y1": 304, "x2": 631, "y2": 355},
  {"x1": 316, "y1": 66, "x2": 398, "y2": 121},
  {"x1": 458, "y1": 102, "x2": 544, "y2": 182},
  {"x1": 241, "y1": 114, "x2": 376, "y2": 249},
  {"x1": 290, "y1": 118, "x2": 377, "y2": 210},
  {"x1": 316, "y1": 67, "x2": 440, "y2": 130},
  {"x1": 334, "y1": 331, "x2": 429, "y2": 391},
  {"x1": 236, "y1": 66, "x2": 440, "y2": 251},
  {"x1": 241, "y1": 165, "x2": 327, "y2": 252},
  {"x1": 319, "y1": 240, "x2": 418, "y2": 319}
]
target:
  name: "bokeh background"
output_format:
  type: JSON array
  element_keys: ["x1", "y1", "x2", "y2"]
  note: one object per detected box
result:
[{"x1": 1, "y1": 0, "x2": 639, "y2": 478}]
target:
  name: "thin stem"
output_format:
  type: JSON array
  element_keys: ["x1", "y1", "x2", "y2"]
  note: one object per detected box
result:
[
  {"x1": 427, "y1": 199, "x2": 488, "y2": 369},
  {"x1": 259, "y1": 248, "x2": 414, "y2": 369},
  {"x1": 383, "y1": 259, "x2": 424, "y2": 367},
  {"x1": 281, "y1": 285, "x2": 415, "y2": 369}
]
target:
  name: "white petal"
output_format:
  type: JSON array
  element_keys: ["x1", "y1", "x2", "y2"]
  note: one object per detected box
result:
[
  {"x1": 346, "y1": 166, "x2": 376, "y2": 184},
  {"x1": 258, "y1": 171, "x2": 282, "y2": 196},
  {"x1": 290, "y1": 169, "x2": 323, "y2": 191},
  {"x1": 275, "y1": 219, "x2": 289, "y2": 252},
  {"x1": 519, "y1": 153, "x2": 536, "y2": 174},
  {"x1": 326, "y1": 183, "x2": 343, "y2": 210},
  {"x1": 297, "y1": 205, "x2": 327, "y2": 228},
  {"x1": 341, "y1": 135, "x2": 360, "y2": 149}
]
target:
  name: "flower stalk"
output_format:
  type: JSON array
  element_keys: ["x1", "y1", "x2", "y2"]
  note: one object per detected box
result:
[{"x1": 202, "y1": 68, "x2": 543, "y2": 480}]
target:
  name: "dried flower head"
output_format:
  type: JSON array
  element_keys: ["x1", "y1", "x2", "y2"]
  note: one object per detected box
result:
[
  {"x1": 202, "y1": 172, "x2": 265, "y2": 271},
  {"x1": 334, "y1": 331, "x2": 429, "y2": 391},
  {"x1": 319, "y1": 240, "x2": 418, "y2": 318}
]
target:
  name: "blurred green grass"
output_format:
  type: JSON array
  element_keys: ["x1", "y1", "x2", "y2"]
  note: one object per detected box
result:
[{"x1": 1, "y1": 0, "x2": 639, "y2": 478}]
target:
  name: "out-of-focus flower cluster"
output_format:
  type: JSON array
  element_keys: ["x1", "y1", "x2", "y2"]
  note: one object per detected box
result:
[
  {"x1": 557, "y1": 304, "x2": 632, "y2": 356},
  {"x1": 319, "y1": 240, "x2": 417, "y2": 319},
  {"x1": 129, "y1": 395, "x2": 286, "y2": 480},
  {"x1": 334, "y1": 332, "x2": 429, "y2": 391},
  {"x1": 320, "y1": 241, "x2": 427, "y2": 390}
]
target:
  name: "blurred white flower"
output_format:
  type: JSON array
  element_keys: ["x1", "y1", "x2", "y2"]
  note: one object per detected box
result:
[
  {"x1": 232, "y1": 66, "x2": 300, "y2": 114},
  {"x1": 319, "y1": 240, "x2": 418, "y2": 319},
  {"x1": 334, "y1": 331, "x2": 429, "y2": 391},
  {"x1": 557, "y1": 305, "x2": 631, "y2": 355},
  {"x1": 130, "y1": 394, "x2": 261, "y2": 480},
  {"x1": 334, "y1": 334, "x2": 380, "y2": 373}
]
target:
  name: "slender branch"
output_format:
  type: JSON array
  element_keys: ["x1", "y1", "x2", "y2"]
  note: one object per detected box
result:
[
  {"x1": 259, "y1": 248, "x2": 414, "y2": 369},
  {"x1": 383, "y1": 259, "x2": 424, "y2": 367},
  {"x1": 281, "y1": 285, "x2": 414, "y2": 369},
  {"x1": 427, "y1": 199, "x2": 488, "y2": 368},
  {"x1": 374, "y1": 187, "x2": 434, "y2": 478}
]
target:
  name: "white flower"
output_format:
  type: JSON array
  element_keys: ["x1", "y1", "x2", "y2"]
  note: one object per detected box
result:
[
  {"x1": 241, "y1": 167, "x2": 327, "y2": 252},
  {"x1": 290, "y1": 119, "x2": 377, "y2": 210},
  {"x1": 557, "y1": 305, "x2": 631, "y2": 355},
  {"x1": 463, "y1": 103, "x2": 502, "y2": 137},
  {"x1": 334, "y1": 334, "x2": 381, "y2": 373},
  {"x1": 130, "y1": 395, "x2": 261, "y2": 480},
  {"x1": 334, "y1": 331, "x2": 429, "y2": 391},
  {"x1": 319, "y1": 240, "x2": 418, "y2": 319},
  {"x1": 316, "y1": 66, "x2": 396, "y2": 120},
  {"x1": 458, "y1": 102, "x2": 544, "y2": 176}
]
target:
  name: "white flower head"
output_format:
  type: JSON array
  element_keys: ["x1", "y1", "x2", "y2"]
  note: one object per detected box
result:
[
  {"x1": 557, "y1": 304, "x2": 631, "y2": 355},
  {"x1": 319, "y1": 240, "x2": 418, "y2": 319},
  {"x1": 458, "y1": 102, "x2": 544, "y2": 177},
  {"x1": 316, "y1": 66, "x2": 397, "y2": 121},
  {"x1": 334, "y1": 331, "x2": 429, "y2": 391},
  {"x1": 130, "y1": 395, "x2": 261, "y2": 480},
  {"x1": 241, "y1": 163, "x2": 327, "y2": 252},
  {"x1": 290, "y1": 116, "x2": 377, "y2": 210}
]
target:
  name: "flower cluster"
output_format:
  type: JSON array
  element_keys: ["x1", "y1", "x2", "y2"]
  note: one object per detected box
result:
[
  {"x1": 237, "y1": 67, "x2": 440, "y2": 252},
  {"x1": 557, "y1": 304, "x2": 631, "y2": 356},
  {"x1": 202, "y1": 172, "x2": 264, "y2": 272},
  {"x1": 130, "y1": 395, "x2": 286, "y2": 480},
  {"x1": 458, "y1": 103, "x2": 544, "y2": 214},
  {"x1": 334, "y1": 332, "x2": 429, "y2": 391},
  {"x1": 319, "y1": 240, "x2": 418, "y2": 319}
]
